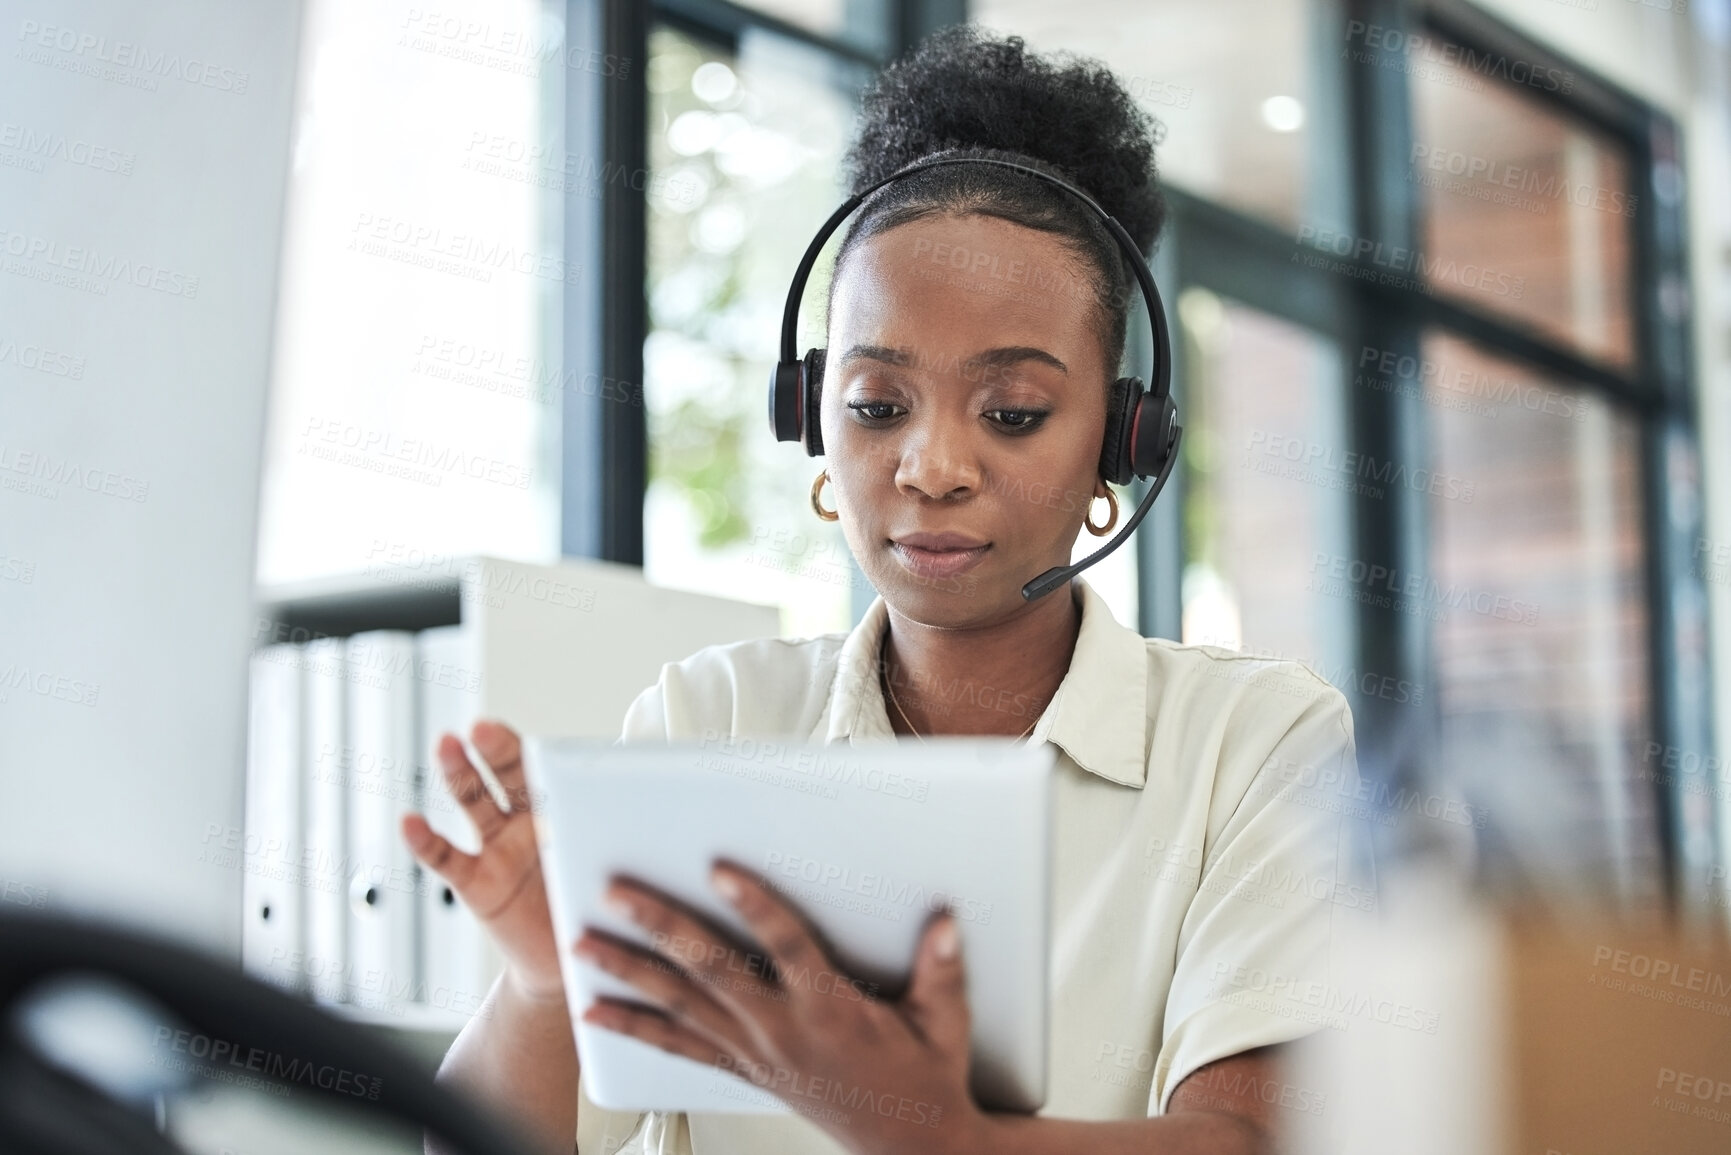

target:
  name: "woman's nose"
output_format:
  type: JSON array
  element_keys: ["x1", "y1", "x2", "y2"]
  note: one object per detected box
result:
[{"x1": 894, "y1": 418, "x2": 982, "y2": 500}]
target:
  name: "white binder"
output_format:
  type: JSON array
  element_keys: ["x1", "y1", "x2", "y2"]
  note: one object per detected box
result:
[
  {"x1": 241, "y1": 645, "x2": 304, "y2": 991},
  {"x1": 413, "y1": 625, "x2": 502, "y2": 1023},
  {"x1": 302, "y1": 636, "x2": 349, "y2": 1003},
  {"x1": 343, "y1": 631, "x2": 420, "y2": 1015}
]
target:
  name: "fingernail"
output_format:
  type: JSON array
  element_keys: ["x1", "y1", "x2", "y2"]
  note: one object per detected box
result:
[
  {"x1": 604, "y1": 893, "x2": 635, "y2": 919},
  {"x1": 934, "y1": 919, "x2": 959, "y2": 960},
  {"x1": 712, "y1": 870, "x2": 742, "y2": 903}
]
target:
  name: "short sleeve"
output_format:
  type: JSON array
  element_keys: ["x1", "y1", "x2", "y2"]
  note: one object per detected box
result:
[
  {"x1": 1149, "y1": 681, "x2": 1372, "y2": 1114},
  {"x1": 616, "y1": 672, "x2": 672, "y2": 745}
]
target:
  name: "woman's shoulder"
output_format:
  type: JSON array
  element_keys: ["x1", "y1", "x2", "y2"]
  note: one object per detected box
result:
[
  {"x1": 620, "y1": 628, "x2": 851, "y2": 742},
  {"x1": 1140, "y1": 635, "x2": 1354, "y2": 731}
]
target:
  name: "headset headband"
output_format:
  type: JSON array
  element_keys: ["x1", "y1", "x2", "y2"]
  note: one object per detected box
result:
[{"x1": 777, "y1": 154, "x2": 1171, "y2": 407}]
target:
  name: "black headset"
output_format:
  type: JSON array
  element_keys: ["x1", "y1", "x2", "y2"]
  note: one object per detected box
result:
[{"x1": 767, "y1": 154, "x2": 1183, "y2": 603}]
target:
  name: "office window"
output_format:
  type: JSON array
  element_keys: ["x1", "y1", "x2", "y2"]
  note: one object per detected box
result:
[
  {"x1": 1177, "y1": 289, "x2": 1354, "y2": 679},
  {"x1": 256, "y1": 0, "x2": 558, "y2": 586},
  {"x1": 1409, "y1": 49, "x2": 1637, "y2": 369},
  {"x1": 1423, "y1": 331, "x2": 1657, "y2": 901},
  {"x1": 643, "y1": 25, "x2": 861, "y2": 637}
]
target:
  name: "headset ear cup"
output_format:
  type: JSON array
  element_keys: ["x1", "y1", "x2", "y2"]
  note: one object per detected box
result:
[
  {"x1": 769, "y1": 359, "x2": 803, "y2": 442},
  {"x1": 802, "y1": 347, "x2": 827, "y2": 456},
  {"x1": 1098, "y1": 377, "x2": 1139, "y2": 486},
  {"x1": 1128, "y1": 393, "x2": 1177, "y2": 480}
]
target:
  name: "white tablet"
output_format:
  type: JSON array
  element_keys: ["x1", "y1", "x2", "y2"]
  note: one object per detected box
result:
[{"x1": 521, "y1": 733, "x2": 1055, "y2": 1116}]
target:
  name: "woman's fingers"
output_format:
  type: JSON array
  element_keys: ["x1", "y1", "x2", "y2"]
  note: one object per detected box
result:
[
  {"x1": 582, "y1": 997, "x2": 744, "y2": 1074},
  {"x1": 602, "y1": 879, "x2": 786, "y2": 1030},
  {"x1": 903, "y1": 912, "x2": 970, "y2": 1056},
  {"x1": 437, "y1": 732, "x2": 508, "y2": 841},
  {"x1": 401, "y1": 811, "x2": 479, "y2": 892},
  {"x1": 707, "y1": 864, "x2": 835, "y2": 998},
  {"x1": 574, "y1": 929, "x2": 756, "y2": 1055},
  {"x1": 471, "y1": 719, "x2": 534, "y2": 814}
]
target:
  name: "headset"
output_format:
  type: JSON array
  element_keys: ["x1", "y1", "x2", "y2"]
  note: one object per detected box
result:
[{"x1": 767, "y1": 154, "x2": 1183, "y2": 603}]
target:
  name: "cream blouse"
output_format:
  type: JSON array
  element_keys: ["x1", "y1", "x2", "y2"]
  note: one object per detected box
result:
[{"x1": 575, "y1": 576, "x2": 1367, "y2": 1155}]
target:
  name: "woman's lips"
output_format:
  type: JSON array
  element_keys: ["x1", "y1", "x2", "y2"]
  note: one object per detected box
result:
[{"x1": 890, "y1": 541, "x2": 991, "y2": 581}]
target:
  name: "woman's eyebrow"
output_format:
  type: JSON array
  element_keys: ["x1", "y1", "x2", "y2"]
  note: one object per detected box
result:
[
  {"x1": 965, "y1": 346, "x2": 1068, "y2": 375},
  {"x1": 836, "y1": 344, "x2": 1068, "y2": 375}
]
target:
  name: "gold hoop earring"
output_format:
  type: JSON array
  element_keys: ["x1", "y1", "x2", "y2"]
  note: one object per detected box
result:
[
  {"x1": 1085, "y1": 486, "x2": 1119, "y2": 537},
  {"x1": 811, "y1": 469, "x2": 839, "y2": 521}
]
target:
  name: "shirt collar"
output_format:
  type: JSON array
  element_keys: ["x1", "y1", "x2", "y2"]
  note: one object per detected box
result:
[{"x1": 819, "y1": 576, "x2": 1150, "y2": 788}]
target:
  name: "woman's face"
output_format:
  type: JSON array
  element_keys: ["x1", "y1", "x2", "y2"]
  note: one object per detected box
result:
[{"x1": 823, "y1": 212, "x2": 1110, "y2": 628}]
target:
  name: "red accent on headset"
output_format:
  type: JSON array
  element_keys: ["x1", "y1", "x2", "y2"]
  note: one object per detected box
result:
[{"x1": 1127, "y1": 399, "x2": 1143, "y2": 475}]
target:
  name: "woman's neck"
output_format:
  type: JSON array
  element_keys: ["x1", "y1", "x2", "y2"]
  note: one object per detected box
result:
[{"x1": 878, "y1": 583, "x2": 1082, "y2": 739}]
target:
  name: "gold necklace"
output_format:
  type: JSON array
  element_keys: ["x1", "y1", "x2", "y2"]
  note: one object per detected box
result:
[{"x1": 881, "y1": 659, "x2": 1039, "y2": 744}]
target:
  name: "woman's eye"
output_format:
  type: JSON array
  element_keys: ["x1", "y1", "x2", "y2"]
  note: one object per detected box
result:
[
  {"x1": 846, "y1": 401, "x2": 904, "y2": 422},
  {"x1": 988, "y1": 409, "x2": 1050, "y2": 432}
]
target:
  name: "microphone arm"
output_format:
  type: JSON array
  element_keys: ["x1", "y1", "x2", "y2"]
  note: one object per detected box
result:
[{"x1": 1021, "y1": 425, "x2": 1183, "y2": 603}]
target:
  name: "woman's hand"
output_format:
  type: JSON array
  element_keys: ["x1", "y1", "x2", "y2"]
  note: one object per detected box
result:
[
  {"x1": 572, "y1": 862, "x2": 985, "y2": 1155},
  {"x1": 401, "y1": 720, "x2": 565, "y2": 1003}
]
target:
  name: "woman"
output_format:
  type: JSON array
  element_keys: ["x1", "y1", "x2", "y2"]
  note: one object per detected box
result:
[{"x1": 404, "y1": 26, "x2": 1364, "y2": 1155}]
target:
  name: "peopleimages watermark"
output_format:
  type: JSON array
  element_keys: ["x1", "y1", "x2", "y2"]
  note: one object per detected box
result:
[
  {"x1": 0, "y1": 333, "x2": 86, "y2": 379},
  {"x1": 14, "y1": 19, "x2": 252, "y2": 94},
  {"x1": 1124, "y1": 74, "x2": 1194, "y2": 109},
  {"x1": 642, "y1": 931, "x2": 882, "y2": 1005},
  {"x1": 412, "y1": 332, "x2": 644, "y2": 408},
  {"x1": 0, "y1": 119, "x2": 133, "y2": 176},
  {"x1": 1355, "y1": 343, "x2": 1588, "y2": 423},
  {"x1": 0, "y1": 553, "x2": 36, "y2": 585},
  {"x1": 150, "y1": 1026, "x2": 381, "y2": 1099},
  {"x1": 0, "y1": 663, "x2": 100, "y2": 708},
  {"x1": 0, "y1": 225, "x2": 200, "y2": 298},
  {"x1": 1244, "y1": 428, "x2": 1476, "y2": 504},
  {"x1": 1342, "y1": 20, "x2": 1575, "y2": 95},
  {"x1": 1294, "y1": 224, "x2": 1526, "y2": 299},
  {"x1": 461, "y1": 131, "x2": 701, "y2": 208},
  {"x1": 1209, "y1": 961, "x2": 1441, "y2": 1034},
  {"x1": 1189, "y1": 638, "x2": 1426, "y2": 708},
  {"x1": 711, "y1": 1054, "x2": 946, "y2": 1130},
  {"x1": 1695, "y1": 537, "x2": 1731, "y2": 589},
  {"x1": 297, "y1": 416, "x2": 533, "y2": 490},
  {"x1": 908, "y1": 236, "x2": 1103, "y2": 312},
  {"x1": 1708, "y1": 866, "x2": 1731, "y2": 911},
  {"x1": 347, "y1": 212, "x2": 582, "y2": 286},
  {"x1": 1, "y1": 877, "x2": 50, "y2": 909},
  {"x1": 1409, "y1": 142, "x2": 1636, "y2": 218},
  {"x1": 358, "y1": 539, "x2": 599, "y2": 613},
  {"x1": 397, "y1": 9, "x2": 630, "y2": 80},
  {"x1": 1637, "y1": 740, "x2": 1730, "y2": 803},
  {"x1": 1142, "y1": 836, "x2": 1377, "y2": 913},
  {"x1": 697, "y1": 730, "x2": 934, "y2": 804},
  {"x1": 1587, "y1": 943, "x2": 1731, "y2": 1018},
  {"x1": 1307, "y1": 551, "x2": 1539, "y2": 626},
  {"x1": 1254, "y1": 751, "x2": 1490, "y2": 832},
  {"x1": 1161, "y1": 1053, "x2": 1328, "y2": 1117},
  {"x1": 1653, "y1": 1067, "x2": 1731, "y2": 1127},
  {"x1": 0, "y1": 444, "x2": 149, "y2": 503},
  {"x1": 761, "y1": 849, "x2": 995, "y2": 925},
  {"x1": 265, "y1": 947, "x2": 494, "y2": 1021}
]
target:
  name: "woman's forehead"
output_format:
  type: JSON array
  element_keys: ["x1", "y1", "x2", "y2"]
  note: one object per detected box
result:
[{"x1": 828, "y1": 215, "x2": 1102, "y2": 360}]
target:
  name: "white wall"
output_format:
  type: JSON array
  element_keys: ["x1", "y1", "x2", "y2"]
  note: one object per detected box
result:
[{"x1": 0, "y1": 0, "x2": 304, "y2": 953}]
